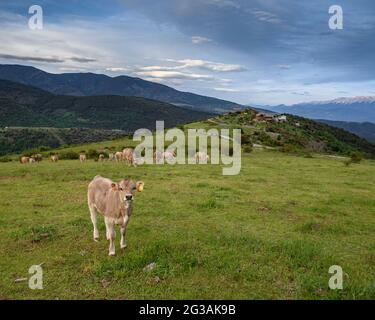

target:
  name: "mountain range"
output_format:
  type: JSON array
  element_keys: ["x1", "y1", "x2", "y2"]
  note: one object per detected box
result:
[
  {"x1": 267, "y1": 97, "x2": 375, "y2": 123},
  {"x1": 0, "y1": 80, "x2": 211, "y2": 130},
  {"x1": 0, "y1": 64, "x2": 242, "y2": 113}
]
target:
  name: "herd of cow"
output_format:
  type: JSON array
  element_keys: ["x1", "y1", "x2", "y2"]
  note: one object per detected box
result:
[{"x1": 20, "y1": 148, "x2": 210, "y2": 166}]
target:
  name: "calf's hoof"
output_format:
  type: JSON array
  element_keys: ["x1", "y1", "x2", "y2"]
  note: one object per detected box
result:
[
  {"x1": 94, "y1": 237, "x2": 99, "y2": 242},
  {"x1": 121, "y1": 244, "x2": 127, "y2": 249},
  {"x1": 108, "y1": 251, "x2": 116, "y2": 256}
]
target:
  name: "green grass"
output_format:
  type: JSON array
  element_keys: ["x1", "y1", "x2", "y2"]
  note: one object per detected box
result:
[{"x1": 0, "y1": 150, "x2": 374, "y2": 299}]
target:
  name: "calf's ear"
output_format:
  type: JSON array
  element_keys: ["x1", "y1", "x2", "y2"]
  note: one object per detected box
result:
[
  {"x1": 136, "y1": 181, "x2": 144, "y2": 192},
  {"x1": 111, "y1": 183, "x2": 118, "y2": 191}
]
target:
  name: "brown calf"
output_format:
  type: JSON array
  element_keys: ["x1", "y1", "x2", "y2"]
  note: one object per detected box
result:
[{"x1": 87, "y1": 175, "x2": 144, "y2": 256}]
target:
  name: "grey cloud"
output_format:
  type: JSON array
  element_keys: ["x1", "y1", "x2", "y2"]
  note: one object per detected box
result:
[
  {"x1": 121, "y1": 0, "x2": 375, "y2": 83},
  {"x1": 0, "y1": 53, "x2": 64, "y2": 63},
  {"x1": 69, "y1": 56, "x2": 96, "y2": 63}
]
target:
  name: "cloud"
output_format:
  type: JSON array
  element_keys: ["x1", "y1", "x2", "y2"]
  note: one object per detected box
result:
[
  {"x1": 191, "y1": 36, "x2": 213, "y2": 44},
  {"x1": 106, "y1": 67, "x2": 130, "y2": 72},
  {"x1": 144, "y1": 59, "x2": 246, "y2": 73},
  {"x1": 214, "y1": 87, "x2": 241, "y2": 92},
  {"x1": 252, "y1": 10, "x2": 282, "y2": 24},
  {"x1": 277, "y1": 64, "x2": 291, "y2": 70},
  {"x1": 208, "y1": 0, "x2": 240, "y2": 9},
  {"x1": 69, "y1": 56, "x2": 96, "y2": 63},
  {"x1": 136, "y1": 70, "x2": 215, "y2": 81},
  {"x1": 0, "y1": 53, "x2": 64, "y2": 63}
]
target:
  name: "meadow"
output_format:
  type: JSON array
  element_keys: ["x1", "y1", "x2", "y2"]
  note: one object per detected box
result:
[{"x1": 0, "y1": 148, "x2": 374, "y2": 299}]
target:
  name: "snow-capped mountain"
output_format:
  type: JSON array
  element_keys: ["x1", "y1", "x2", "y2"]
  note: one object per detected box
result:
[{"x1": 267, "y1": 96, "x2": 375, "y2": 123}]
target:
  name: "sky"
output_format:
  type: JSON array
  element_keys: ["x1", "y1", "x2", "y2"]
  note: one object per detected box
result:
[{"x1": 0, "y1": 0, "x2": 374, "y2": 105}]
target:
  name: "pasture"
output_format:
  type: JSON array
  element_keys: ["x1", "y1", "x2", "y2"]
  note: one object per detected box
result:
[{"x1": 0, "y1": 150, "x2": 374, "y2": 299}]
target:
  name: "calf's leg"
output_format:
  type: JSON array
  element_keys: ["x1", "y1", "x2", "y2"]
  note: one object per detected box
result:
[
  {"x1": 89, "y1": 205, "x2": 99, "y2": 241},
  {"x1": 105, "y1": 217, "x2": 116, "y2": 256},
  {"x1": 120, "y1": 215, "x2": 130, "y2": 249}
]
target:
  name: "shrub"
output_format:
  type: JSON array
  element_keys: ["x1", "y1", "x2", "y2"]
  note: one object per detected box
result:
[
  {"x1": 87, "y1": 149, "x2": 99, "y2": 159},
  {"x1": 59, "y1": 151, "x2": 79, "y2": 160},
  {"x1": 38, "y1": 146, "x2": 51, "y2": 152},
  {"x1": 0, "y1": 156, "x2": 12, "y2": 162},
  {"x1": 350, "y1": 151, "x2": 363, "y2": 163},
  {"x1": 241, "y1": 134, "x2": 252, "y2": 145},
  {"x1": 243, "y1": 145, "x2": 253, "y2": 153}
]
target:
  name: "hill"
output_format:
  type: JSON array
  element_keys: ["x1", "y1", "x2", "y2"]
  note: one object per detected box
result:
[
  {"x1": 317, "y1": 120, "x2": 375, "y2": 144},
  {"x1": 0, "y1": 64, "x2": 243, "y2": 113},
  {"x1": 267, "y1": 97, "x2": 375, "y2": 123},
  {"x1": 207, "y1": 110, "x2": 375, "y2": 158},
  {"x1": 0, "y1": 80, "x2": 211, "y2": 130}
]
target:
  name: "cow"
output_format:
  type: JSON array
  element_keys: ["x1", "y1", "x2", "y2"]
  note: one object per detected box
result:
[
  {"x1": 108, "y1": 153, "x2": 115, "y2": 161},
  {"x1": 80, "y1": 154, "x2": 86, "y2": 163},
  {"x1": 31, "y1": 154, "x2": 42, "y2": 162},
  {"x1": 163, "y1": 151, "x2": 176, "y2": 163},
  {"x1": 195, "y1": 151, "x2": 210, "y2": 163},
  {"x1": 122, "y1": 148, "x2": 136, "y2": 166},
  {"x1": 51, "y1": 155, "x2": 59, "y2": 162},
  {"x1": 115, "y1": 152, "x2": 123, "y2": 162},
  {"x1": 154, "y1": 150, "x2": 164, "y2": 164},
  {"x1": 87, "y1": 175, "x2": 144, "y2": 256},
  {"x1": 98, "y1": 154, "x2": 105, "y2": 162},
  {"x1": 29, "y1": 157, "x2": 36, "y2": 163},
  {"x1": 20, "y1": 156, "x2": 30, "y2": 164}
]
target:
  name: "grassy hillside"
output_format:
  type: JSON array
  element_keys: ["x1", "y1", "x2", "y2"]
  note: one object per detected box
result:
[
  {"x1": 0, "y1": 80, "x2": 211, "y2": 130},
  {"x1": 207, "y1": 110, "x2": 375, "y2": 158},
  {"x1": 0, "y1": 149, "x2": 374, "y2": 299},
  {"x1": 318, "y1": 120, "x2": 375, "y2": 144}
]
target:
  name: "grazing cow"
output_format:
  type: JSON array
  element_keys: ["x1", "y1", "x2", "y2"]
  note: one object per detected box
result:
[
  {"x1": 80, "y1": 154, "x2": 86, "y2": 163},
  {"x1": 163, "y1": 151, "x2": 176, "y2": 163},
  {"x1": 31, "y1": 154, "x2": 42, "y2": 162},
  {"x1": 98, "y1": 154, "x2": 105, "y2": 162},
  {"x1": 108, "y1": 153, "x2": 115, "y2": 161},
  {"x1": 122, "y1": 148, "x2": 136, "y2": 166},
  {"x1": 115, "y1": 151, "x2": 123, "y2": 162},
  {"x1": 195, "y1": 151, "x2": 210, "y2": 163},
  {"x1": 154, "y1": 150, "x2": 164, "y2": 164},
  {"x1": 20, "y1": 156, "x2": 30, "y2": 164},
  {"x1": 51, "y1": 155, "x2": 59, "y2": 162},
  {"x1": 87, "y1": 175, "x2": 144, "y2": 256}
]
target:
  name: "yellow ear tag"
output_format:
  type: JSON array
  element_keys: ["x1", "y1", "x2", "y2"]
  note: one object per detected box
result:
[{"x1": 137, "y1": 184, "x2": 144, "y2": 192}]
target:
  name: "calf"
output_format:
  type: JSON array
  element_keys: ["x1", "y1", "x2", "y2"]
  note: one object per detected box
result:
[
  {"x1": 31, "y1": 154, "x2": 43, "y2": 162},
  {"x1": 51, "y1": 155, "x2": 59, "y2": 162},
  {"x1": 195, "y1": 151, "x2": 210, "y2": 163},
  {"x1": 98, "y1": 154, "x2": 105, "y2": 162},
  {"x1": 115, "y1": 151, "x2": 123, "y2": 162},
  {"x1": 122, "y1": 148, "x2": 136, "y2": 166},
  {"x1": 87, "y1": 175, "x2": 144, "y2": 256},
  {"x1": 20, "y1": 156, "x2": 29, "y2": 164},
  {"x1": 108, "y1": 153, "x2": 115, "y2": 161},
  {"x1": 163, "y1": 151, "x2": 176, "y2": 163},
  {"x1": 80, "y1": 154, "x2": 86, "y2": 163}
]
